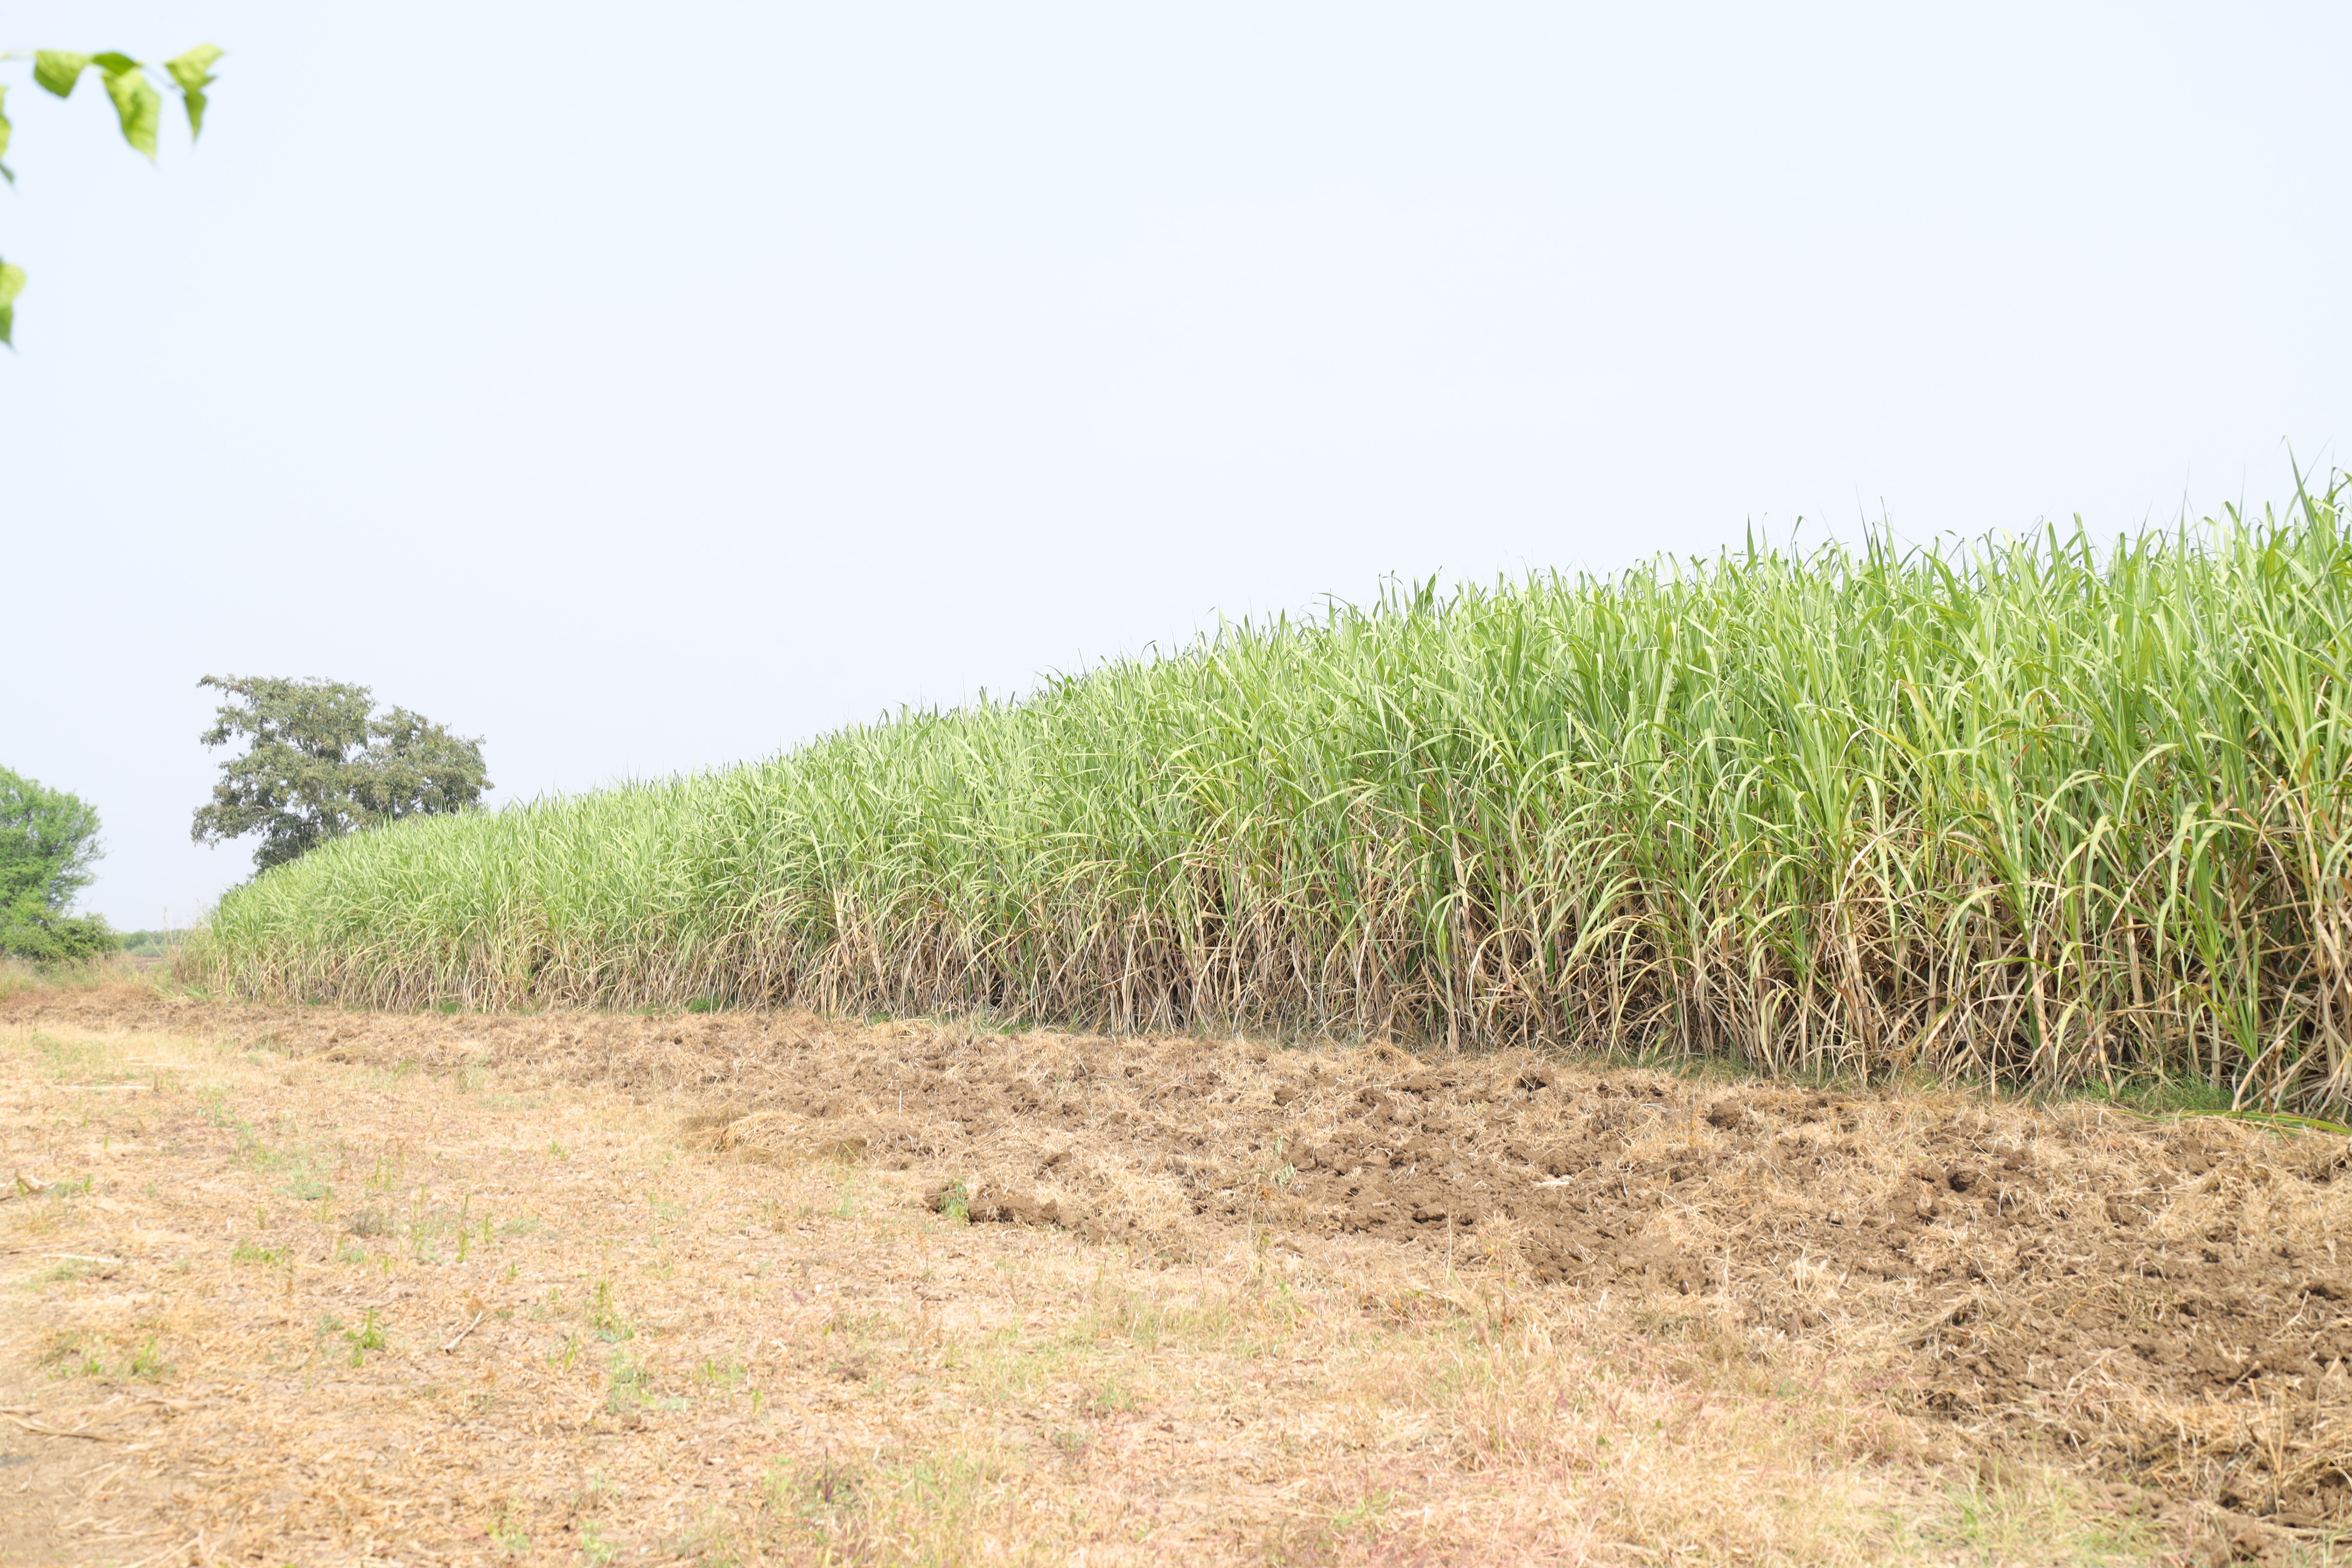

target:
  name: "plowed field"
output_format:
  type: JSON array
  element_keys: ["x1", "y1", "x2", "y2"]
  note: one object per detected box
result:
[{"x1": 3, "y1": 985, "x2": 2345, "y2": 1565}]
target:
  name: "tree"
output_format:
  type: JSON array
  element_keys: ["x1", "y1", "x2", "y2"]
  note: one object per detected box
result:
[
  {"x1": 0, "y1": 766, "x2": 112, "y2": 963},
  {"x1": 191, "y1": 676, "x2": 493, "y2": 871},
  {"x1": 0, "y1": 45, "x2": 225, "y2": 345}
]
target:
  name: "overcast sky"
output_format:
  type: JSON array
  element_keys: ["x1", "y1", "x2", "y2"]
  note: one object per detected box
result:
[{"x1": 5, "y1": 2, "x2": 2348, "y2": 930}]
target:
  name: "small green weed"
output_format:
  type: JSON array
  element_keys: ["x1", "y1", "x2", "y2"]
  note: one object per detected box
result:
[
  {"x1": 588, "y1": 1280, "x2": 632, "y2": 1342},
  {"x1": 769, "y1": 1456, "x2": 862, "y2": 1525},
  {"x1": 490, "y1": 1497, "x2": 531, "y2": 1554},
  {"x1": 30, "y1": 1259, "x2": 99, "y2": 1289},
  {"x1": 607, "y1": 1350, "x2": 650, "y2": 1411},
  {"x1": 345, "y1": 1308, "x2": 386, "y2": 1366},
  {"x1": 38, "y1": 1331, "x2": 105, "y2": 1378}
]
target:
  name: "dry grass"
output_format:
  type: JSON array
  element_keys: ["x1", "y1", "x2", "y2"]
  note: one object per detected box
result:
[
  {"x1": 0, "y1": 957, "x2": 139, "y2": 1004},
  {"x1": 0, "y1": 988, "x2": 2336, "y2": 1565}
]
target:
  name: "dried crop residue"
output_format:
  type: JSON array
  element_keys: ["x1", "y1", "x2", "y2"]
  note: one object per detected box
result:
[{"x1": 0, "y1": 985, "x2": 2340, "y2": 1565}]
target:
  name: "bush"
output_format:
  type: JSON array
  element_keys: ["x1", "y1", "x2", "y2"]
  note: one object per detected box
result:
[
  {"x1": 0, "y1": 767, "x2": 106, "y2": 963},
  {"x1": 0, "y1": 912, "x2": 116, "y2": 965}
]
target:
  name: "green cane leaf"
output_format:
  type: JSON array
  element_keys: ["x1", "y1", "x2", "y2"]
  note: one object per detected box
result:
[
  {"x1": 101, "y1": 63, "x2": 163, "y2": 159},
  {"x1": 165, "y1": 45, "x2": 224, "y2": 139},
  {"x1": 0, "y1": 85, "x2": 11, "y2": 165},
  {"x1": 90, "y1": 52, "x2": 141, "y2": 75},
  {"x1": 33, "y1": 51, "x2": 93, "y2": 98}
]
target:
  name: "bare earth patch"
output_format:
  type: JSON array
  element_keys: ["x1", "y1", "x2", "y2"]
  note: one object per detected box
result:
[{"x1": 0, "y1": 986, "x2": 2340, "y2": 1565}]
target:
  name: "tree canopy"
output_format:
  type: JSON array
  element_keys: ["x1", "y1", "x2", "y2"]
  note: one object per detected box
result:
[
  {"x1": 0, "y1": 766, "x2": 111, "y2": 962},
  {"x1": 0, "y1": 45, "x2": 224, "y2": 345},
  {"x1": 192, "y1": 676, "x2": 492, "y2": 871}
]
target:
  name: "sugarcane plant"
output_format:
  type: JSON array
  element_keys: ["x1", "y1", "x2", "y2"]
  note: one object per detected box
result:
[{"x1": 189, "y1": 471, "x2": 2352, "y2": 1116}]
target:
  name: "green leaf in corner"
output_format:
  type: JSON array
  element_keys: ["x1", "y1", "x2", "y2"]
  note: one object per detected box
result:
[
  {"x1": 0, "y1": 261, "x2": 25, "y2": 349},
  {"x1": 165, "y1": 46, "x2": 225, "y2": 140},
  {"x1": 0, "y1": 85, "x2": 11, "y2": 165},
  {"x1": 101, "y1": 62, "x2": 164, "y2": 159},
  {"x1": 33, "y1": 52, "x2": 94, "y2": 98}
]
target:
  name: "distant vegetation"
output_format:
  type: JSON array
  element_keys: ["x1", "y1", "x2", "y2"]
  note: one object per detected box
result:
[
  {"x1": 115, "y1": 928, "x2": 190, "y2": 958},
  {"x1": 0, "y1": 766, "x2": 109, "y2": 962},
  {"x1": 193, "y1": 478, "x2": 2352, "y2": 1111},
  {"x1": 190, "y1": 675, "x2": 490, "y2": 871}
]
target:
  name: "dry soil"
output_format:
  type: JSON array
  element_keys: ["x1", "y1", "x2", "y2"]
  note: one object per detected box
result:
[{"x1": 3, "y1": 984, "x2": 2347, "y2": 1566}]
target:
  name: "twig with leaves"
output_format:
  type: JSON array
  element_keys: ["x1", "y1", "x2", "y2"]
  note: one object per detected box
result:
[{"x1": 0, "y1": 45, "x2": 224, "y2": 345}]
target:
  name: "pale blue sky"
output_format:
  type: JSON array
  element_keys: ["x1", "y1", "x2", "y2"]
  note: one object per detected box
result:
[{"x1": 5, "y1": 3, "x2": 2348, "y2": 928}]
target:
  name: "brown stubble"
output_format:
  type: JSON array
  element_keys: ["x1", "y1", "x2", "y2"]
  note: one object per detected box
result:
[{"x1": 0, "y1": 986, "x2": 2321, "y2": 1565}]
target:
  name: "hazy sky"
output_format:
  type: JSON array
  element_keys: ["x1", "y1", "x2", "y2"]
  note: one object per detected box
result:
[{"x1": 6, "y1": 3, "x2": 2348, "y2": 930}]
